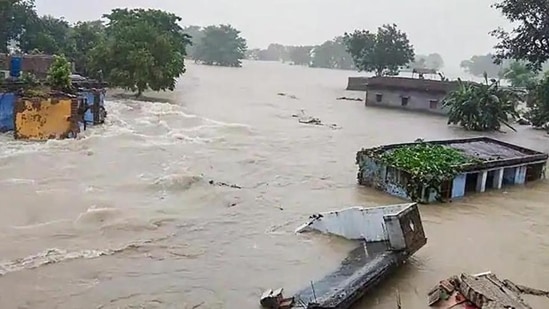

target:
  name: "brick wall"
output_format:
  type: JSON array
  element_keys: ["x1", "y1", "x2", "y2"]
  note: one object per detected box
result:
[{"x1": 0, "y1": 54, "x2": 55, "y2": 78}]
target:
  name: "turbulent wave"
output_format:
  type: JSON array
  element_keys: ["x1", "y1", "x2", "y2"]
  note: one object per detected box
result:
[
  {"x1": 0, "y1": 236, "x2": 172, "y2": 277},
  {"x1": 151, "y1": 173, "x2": 205, "y2": 191},
  {"x1": 0, "y1": 97, "x2": 252, "y2": 159}
]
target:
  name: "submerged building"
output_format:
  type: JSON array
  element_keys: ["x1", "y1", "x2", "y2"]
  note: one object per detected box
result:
[
  {"x1": 356, "y1": 137, "x2": 548, "y2": 203},
  {"x1": 0, "y1": 55, "x2": 108, "y2": 140},
  {"x1": 363, "y1": 76, "x2": 458, "y2": 115}
]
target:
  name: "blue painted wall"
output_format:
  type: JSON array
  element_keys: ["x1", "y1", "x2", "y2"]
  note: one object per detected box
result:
[
  {"x1": 385, "y1": 182, "x2": 408, "y2": 200},
  {"x1": 0, "y1": 92, "x2": 16, "y2": 132},
  {"x1": 78, "y1": 91, "x2": 96, "y2": 124},
  {"x1": 359, "y1": 158, "x2": 408, "y2": 200},
  {"x1": 452, "y1": 173, "x2": 467, "y2": 198},
  {"x1": 515, "y1": 166, "x2": 527, "y2": 184},
  {"x1": 78, "y1": 90, "x2": 106, "y2": 126},
  {"x1": 360, "y1": 158, "x2": 387, "y2": 185}
]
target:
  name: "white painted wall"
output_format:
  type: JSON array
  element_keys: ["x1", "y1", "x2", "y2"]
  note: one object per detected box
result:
[{"x1": 295, "y1": 203, "x2": 415, "y2": 242}]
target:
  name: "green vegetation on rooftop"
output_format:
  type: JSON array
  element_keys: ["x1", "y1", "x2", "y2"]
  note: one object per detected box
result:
[
  {"x1": 362, "y1": 142, "x2": 480, "y2": 202},
  {"x1": 379, "y1": 143, "x2": 474, "y2": 178}
]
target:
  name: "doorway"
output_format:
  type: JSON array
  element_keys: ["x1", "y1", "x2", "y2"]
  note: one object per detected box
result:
[
  {"x1": 526, "y1": 163, "x2": 545, "y2": 182},
  {"x1": 464, "y1": 173, "x2": 478, "y2": 194},
  {"x1": 485, "y1": 170, "x2": 496, "y2": 190}
]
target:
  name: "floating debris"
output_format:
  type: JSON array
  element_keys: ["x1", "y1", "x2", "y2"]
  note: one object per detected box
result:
[
  {"x1": 277, "y1": 92, "x2": 298, "y2": 99},
  {"x1": 261, "y1": 202, "x2": 427, "y2": 309},
  {"x1": 428, "y1": 272, "x2": 549, "y2": 308},
  {"x1": 298, "y1": 117, "x2": 322, "y2": 126},
  {"x1": 208, "y1": 180, "x2": 242, "y2": 189},
  {"x1": 336, "y1": 96, "x2": 363, "y2": 102},
  {"x1": 294, "y1": 110, "x2": 340, "y2": 130},
  {"x1": 517, "y1": 117, "x2": 531, "y2": 125}
]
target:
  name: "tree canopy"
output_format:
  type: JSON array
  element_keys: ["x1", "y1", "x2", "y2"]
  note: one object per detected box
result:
[
  {"x1": 0, "y1": 0, "x2": 36, "y2": 53},
  {"x1": 409, "y1": 53, "x2": 444, "y2": 71},
  {"x1": 343, "y1": 24, "x2": 415, "y2": 76},
  {"x1": 311, "y1": 37, "x2": 354, "y2": 70},
  {"x1": 256, "y1": 43, "x2": 288, "y2": 62},
  {"x1": 500, "y1": 61, "x2": 539, "y2": 88},
  {"x1": 526, "y1": 72, "x2": 549, "y2": 127},
  {"x1": 182, "y1": 25, "x2": 203, "y2": 60},
  {"x1": 18, "y1": 15, "x2": 73, "y2": 55},
  {"x1": 89, "y1": 8, "x2": 192, "y2": 96},
  {"x1": 288, "y1": 45, "x2": 313, "y2": 66},
  {"x1": 246, "y1": 38, "x2": 355, "y2": 70},
  {"x1": 460, "y1": 54, "x2": 510, "y2": 78},
  {"x1": 491, "y1": 0, "x2": 549, "y2": 71},
  {"x1": 192, "y1": 24, "x2": 247, "y2": 67},
  {"x1": 68, "y1": 20, "x2": 105, "y2": 76}
]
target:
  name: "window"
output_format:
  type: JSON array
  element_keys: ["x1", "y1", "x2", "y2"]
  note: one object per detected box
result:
[
  {"x1": 401, "y1": 96, "x2": 409, "y2": 106},
  {"x1": 429, "y1": 99, "x2": 438, "y2": 109},
  {"x1": 376, "y1": 93, "x2": 383, "y2": 102}
]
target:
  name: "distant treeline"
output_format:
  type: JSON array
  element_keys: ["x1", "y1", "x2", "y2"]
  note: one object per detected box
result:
[{"x1": 244, "y1": 40, "x2": 444, "y2": 72}]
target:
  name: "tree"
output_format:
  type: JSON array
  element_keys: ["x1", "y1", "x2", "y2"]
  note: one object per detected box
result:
[
  {"x1": 193, "y1": 24, "x2": 247, "y2": 67},
  {"x1": 410, "y1": 53, "x2": 444, "y2": 70},
  {"x1": 89, "y1": 8, "x2": 191, "y2": 96},
  {"x1": 182, "y1": 25, "x2": 203, "y2": 60},
  {"x1": 311, "y1": 36, "x2": 354, "y2": 70},
  {"x1": 288, "y1": 45, "x2": 313, "y2": 66},
  {"x1": 500, "y1": 61, "x2": 538, "y2": 88},
  {"x1": 257, "y1": 43, "x2": 287, "y2": 61},
  {"x1": 525, "y1": 72, "x2": 549, "y2": 127},
  {"x1": 460, "y1": 54, "x2": 510, "y2": 78},
  {"x1": 245, "y1": 48, "x2": 261, "y2": 60},
  {"x1": 0, "y1": 0, "x2": 36, "y2": 53},
  {"x1": 47, "y1": 54, "x2": 71, "y2": 91},
  {"x1": 491, "y1": 0, "x2": 549, "y2": 71},
  {"x1": 343, "y1": 24, "x2": 415, "y2": 76},
  {"x1": 19, "y1": 15, "x2": 73, "y2": 55},
  {"x1": 68, "y1": 20, "x2": 105, "y2": 76},
  {"x1": 443, "y1": 74, "x2": 520, "y2": 132}
]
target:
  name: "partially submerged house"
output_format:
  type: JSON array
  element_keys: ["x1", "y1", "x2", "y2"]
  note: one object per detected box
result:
[
  {"x1": 1, "y1": 56, "x2": 108, "y2": 140},
  {"x1": 346, "y1": 77, "x2": 369, "y2": 91},
  {"x1": 356, "y1": 137, "x2": 548, "y2": 203},
  {"x1": 364, "y1": 76, "x2": 458, "y2": 114}
]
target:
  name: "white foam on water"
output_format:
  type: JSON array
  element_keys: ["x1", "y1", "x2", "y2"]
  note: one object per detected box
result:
[
  {"x1": 151, "y1": 173, "x2": 204, "y2": 191},
  {"x1": 0, "y1": 236, "x2": 172, "y2": 276},
  {"x1": 74, "y1": 206, "x2": 123, "y2": 226},
  {"x1": 0, "y1": 97, "x2": 252, "y2": 160},
  {"x1": 0, "y1": 178, "x2": 36, "y2": 185}
]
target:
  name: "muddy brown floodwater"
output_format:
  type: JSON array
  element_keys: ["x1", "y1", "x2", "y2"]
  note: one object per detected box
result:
[{"x1": 1, "y1": 61, "x2": 549, "y2": 309}]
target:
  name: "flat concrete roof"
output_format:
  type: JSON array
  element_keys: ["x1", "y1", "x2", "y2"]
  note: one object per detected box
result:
[
  {"x1": 447, "y1": 140, "x2": 533, "y2": 161},
  {"x1": 358, "y1": 137, "x2": 548, "y2": 172}
]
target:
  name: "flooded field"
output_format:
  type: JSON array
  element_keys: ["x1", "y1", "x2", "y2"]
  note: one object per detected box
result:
[{"x1": 1, "y1": 61, "x2": 548, "y2": 308}]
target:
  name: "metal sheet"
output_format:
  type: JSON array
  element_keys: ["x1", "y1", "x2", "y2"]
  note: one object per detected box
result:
[
  {"x1": 78, "y1": 91, "x2": 95, "y2": 124},
  {"x1": 78, "y1": 90, "x2": 106, "y2": 126},
  {"x1": 14, "y1": 97, "x2": 79, "y2": 140},
  {"x1": 0, "y1": 92, "x2": 16, "y2": 132},
  {"x1": 295, "y1": 203, "x2": 416, "y2": 242}
]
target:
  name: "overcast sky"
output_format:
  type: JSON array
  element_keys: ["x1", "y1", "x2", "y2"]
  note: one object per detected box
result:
[{"x1": 34, "y1": 0, "x2": 509, "y2": 70}]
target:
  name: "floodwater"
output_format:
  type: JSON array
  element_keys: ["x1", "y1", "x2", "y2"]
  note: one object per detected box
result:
[{"x1": 1, "y1": 61, "x2": 549, "y2": 309}]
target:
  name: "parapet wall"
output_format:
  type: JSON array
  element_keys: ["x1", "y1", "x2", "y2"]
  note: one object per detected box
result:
[{"x1": 346, "y1": 77, "x2": 369, "y2": 91}]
